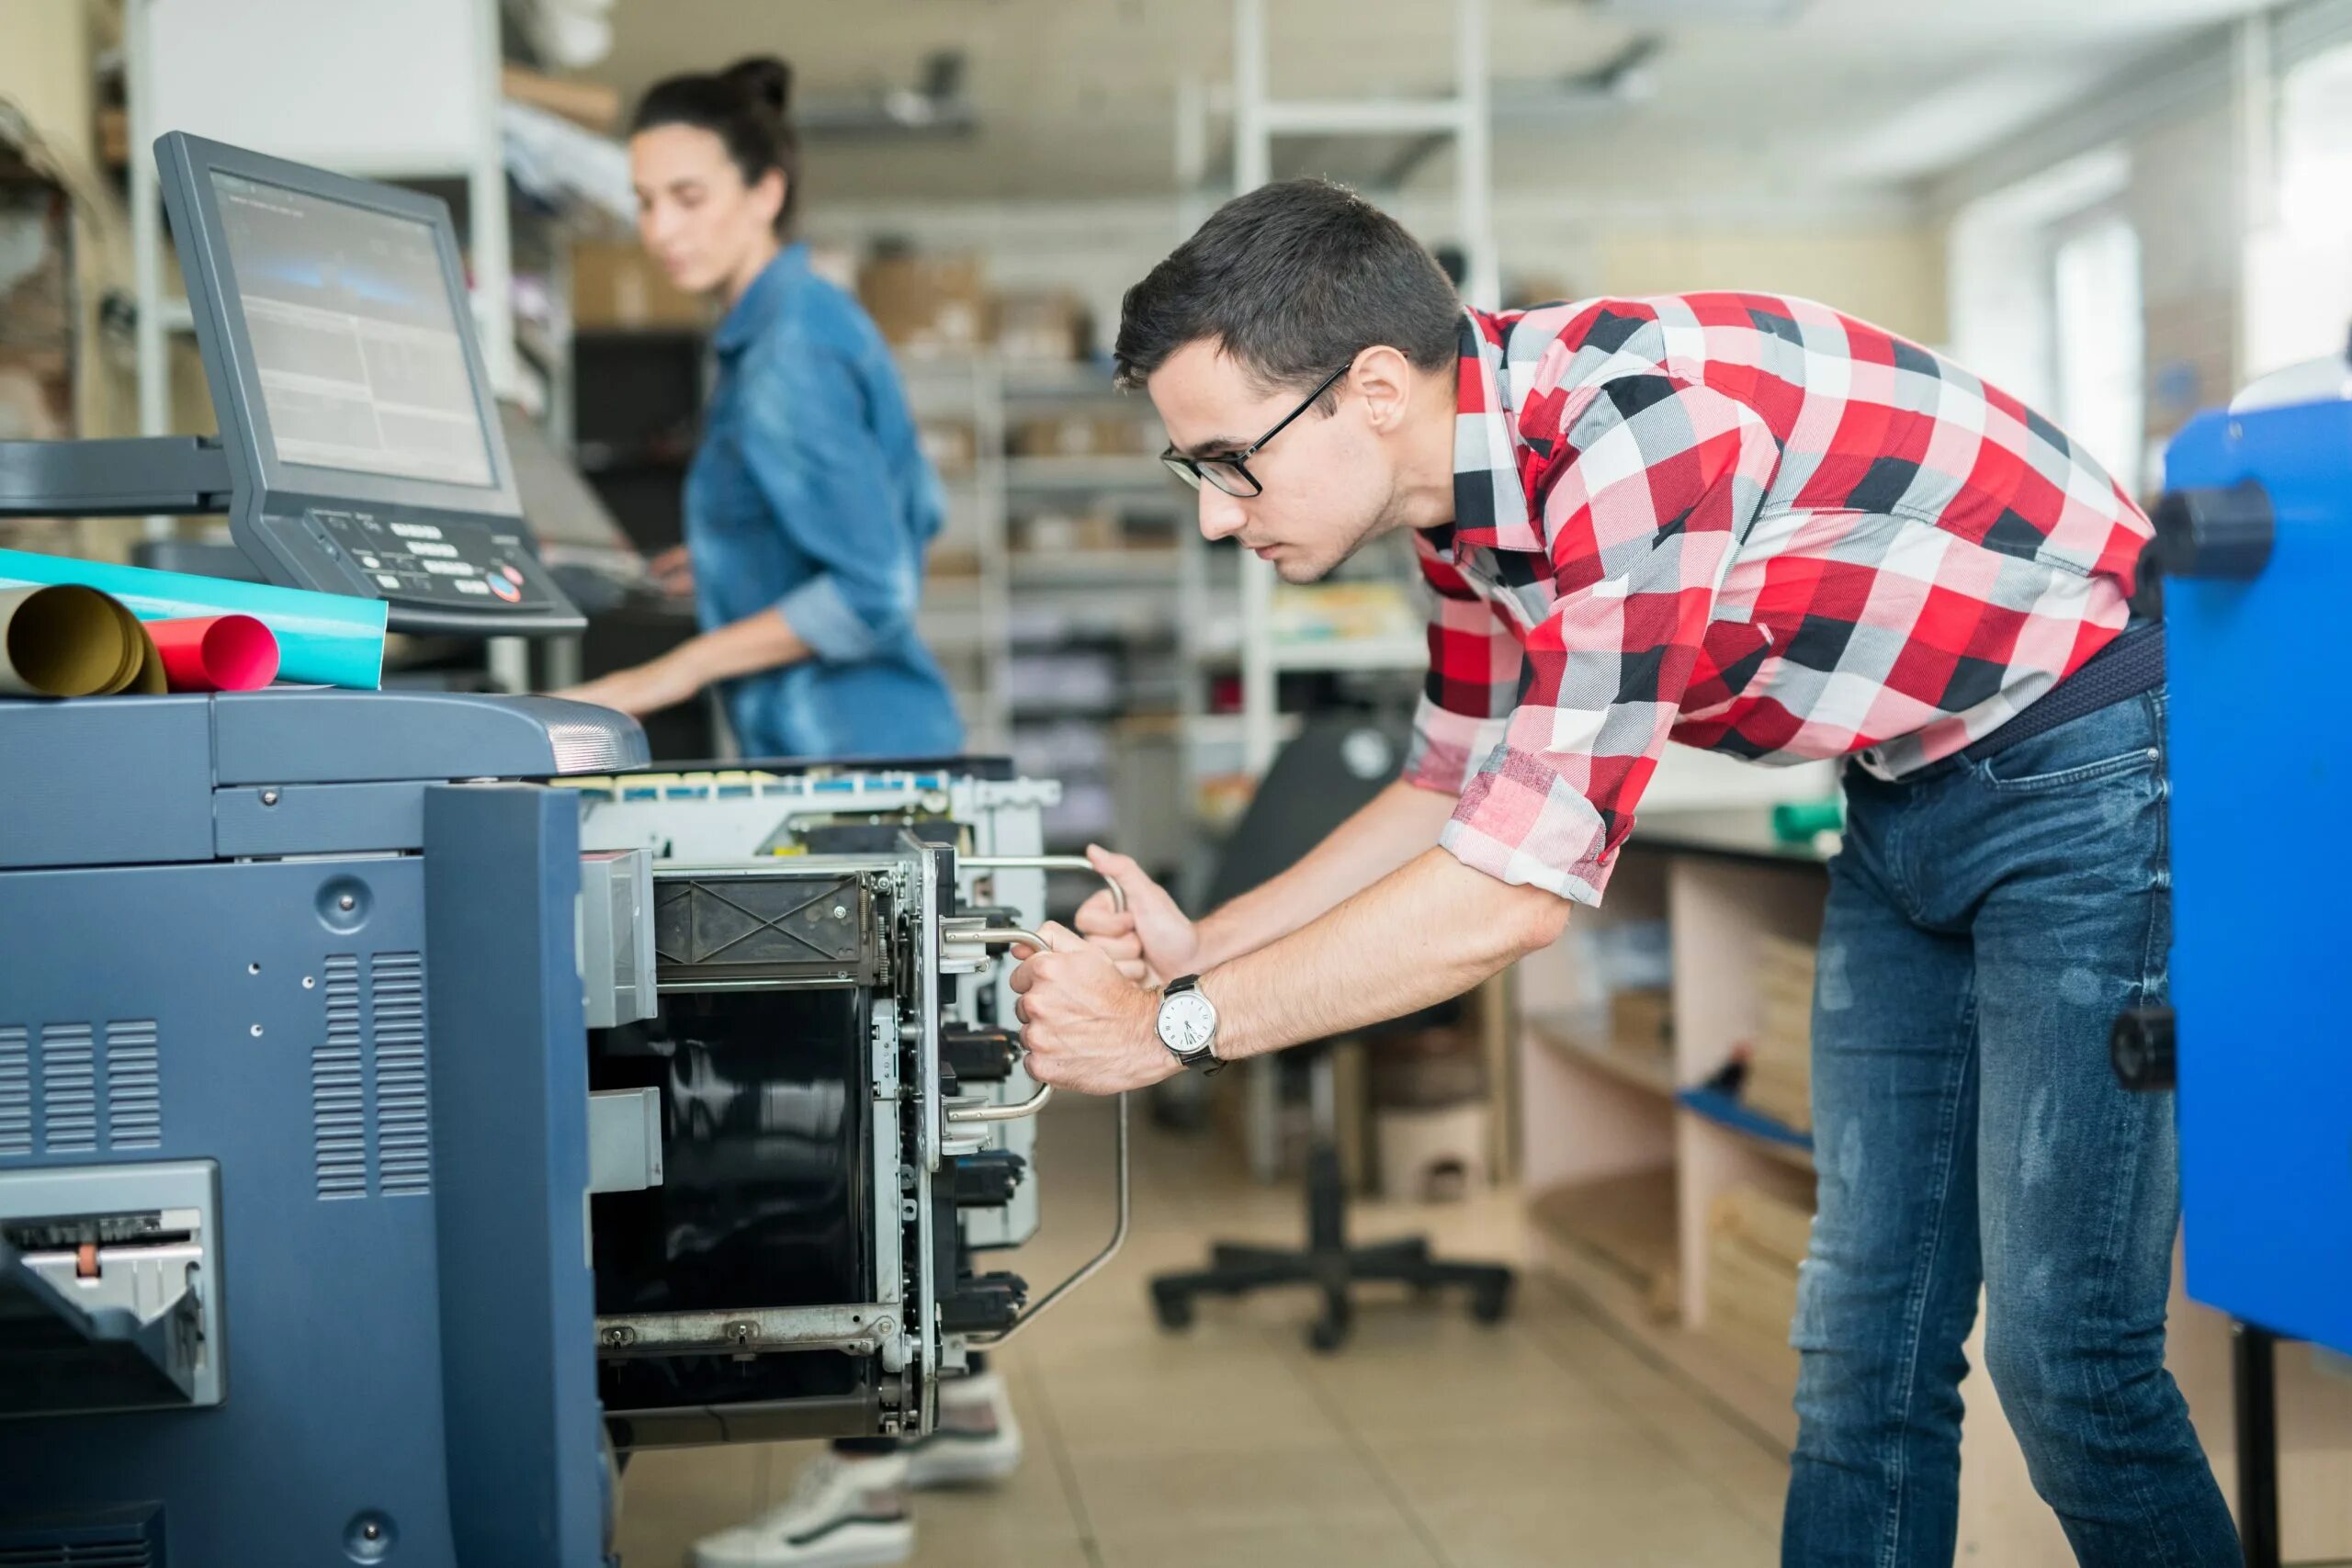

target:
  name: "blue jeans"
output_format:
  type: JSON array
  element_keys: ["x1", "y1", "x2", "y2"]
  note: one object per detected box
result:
[{"x1": 1781, "y1": 686, "x2": 2239, "y2": 1566}]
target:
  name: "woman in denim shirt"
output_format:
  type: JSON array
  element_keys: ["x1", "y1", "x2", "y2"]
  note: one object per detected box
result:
[{"x1": 560, "y1": 58, "x2": 962, "y2": 761}]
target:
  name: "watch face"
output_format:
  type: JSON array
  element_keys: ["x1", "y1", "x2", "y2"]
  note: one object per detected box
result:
[{"x1": 1158, "y1": 991, "x2": 1216, "y2": 1055}]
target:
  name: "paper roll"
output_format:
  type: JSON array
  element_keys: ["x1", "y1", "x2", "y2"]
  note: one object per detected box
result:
[
  {"x1": 0, "y1": 584, "x2": 139, "y2": 697},
  {"x1": 148, "y1": 615, "x2": 281, "y2": 693},
  {"x1": 98, "y1": 595, "x2": 167, "y2": 694},
  {"x1": 0, "y1": 548, "x2": 387, "y2": 690}
]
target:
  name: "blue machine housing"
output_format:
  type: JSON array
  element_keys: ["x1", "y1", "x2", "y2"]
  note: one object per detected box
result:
[
  {"x1": 0, "y1": 692, "x2": 645, "y2": 1566},
  {"x1": 2163, "y1": 389, "x2": 2352, "y2": 1356}
]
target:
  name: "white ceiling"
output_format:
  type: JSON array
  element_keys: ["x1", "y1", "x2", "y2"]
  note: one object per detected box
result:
[{"x1": 585, "y1": 0, "x2": 2273, "y2": 206}]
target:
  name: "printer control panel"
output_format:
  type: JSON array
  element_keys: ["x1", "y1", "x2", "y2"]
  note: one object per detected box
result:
[
  {"x1": 302, "y1": 509, "x2": 557, "y2": 609},
  {"x1": 239, "y1": 506, "x2": 582, "y2": 635}
]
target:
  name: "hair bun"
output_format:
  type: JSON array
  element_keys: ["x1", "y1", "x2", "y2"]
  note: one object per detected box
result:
[{"x1": 724, "y1": 56, "x2": 792, "y2": 116}]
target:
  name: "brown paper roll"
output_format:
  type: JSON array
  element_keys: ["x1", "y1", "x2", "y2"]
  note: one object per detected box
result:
[
  {"x1": 0, "y1": 584, "x2": 139, "y2": 697},
  {"x1": 97, "y1": 595, "x2": 167, "y2": 694}
]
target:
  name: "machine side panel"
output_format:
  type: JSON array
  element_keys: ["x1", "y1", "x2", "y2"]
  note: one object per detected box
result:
[
  {"x1": 215, "y1": 780, "x2": 427, "y2": 857},
  {"x1": 0, "y1": 856, "x2": 459, "y2": 1563},
  {"x1": 0, "y1": 700, "x2": 214, "y2": 870},
  {"x1": 423, "y1": 784, "x2": 603, "y2": 1567},
  {"x1": 2165, "y1": 401, "x2": 2352, "y2": 1352}
]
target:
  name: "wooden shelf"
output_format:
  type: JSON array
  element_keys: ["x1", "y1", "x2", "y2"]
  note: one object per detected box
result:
[
  {"x1": 1529, "y1": 1170, "x2": 1679, "y2": 1314},
  {"x1": 1008, "y1": 548, "x2": 1181, "y2": 584},
  {"x1": 1530, "y1": 1191, "x2": 1800, "y2": 1450},
  {"x1": 1677, "y1": 1092, "x2": 1815, "y2": 1173},
  {"x1": 1526, "y1": 1013, "x2": 1679, "y2": 1100}
]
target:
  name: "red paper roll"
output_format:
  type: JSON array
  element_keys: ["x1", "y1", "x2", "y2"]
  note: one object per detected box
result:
[{"x1": 147, "y1": 614, "x2": 280, "y2": 693}]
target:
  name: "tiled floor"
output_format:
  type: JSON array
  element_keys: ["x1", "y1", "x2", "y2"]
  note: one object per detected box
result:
[{"x1": 615, "y1": 1095, "x2": 1790, "y2": 1568}]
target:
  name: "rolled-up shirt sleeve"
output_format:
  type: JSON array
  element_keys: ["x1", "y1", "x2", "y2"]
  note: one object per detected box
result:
[
  {"x1": 739, "y1": 346, "x2": 922, "y2": 663},
  {"x1": 1402, "y1": 531, "x2": 1526, "y2": 796},
  {"x1": 1440, "y1": 376, "x2": 1779, "y2": 906}
]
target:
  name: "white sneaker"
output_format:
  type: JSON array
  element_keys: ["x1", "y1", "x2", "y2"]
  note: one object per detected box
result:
[
  {"x1": 691, "y1": 1450, "x2": 913, "y2": 1568},
  {"x1": 905, "y1": 1371, "x2": 1023, "y2": 1488}
]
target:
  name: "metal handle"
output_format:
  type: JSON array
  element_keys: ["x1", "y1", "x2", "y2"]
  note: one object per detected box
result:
[
  {"x1": 958, "y1": 926, "x2": 1048, "y2": 953},
  {"x1": 959, "y1": 854, "x2": 1128, "y2": 913},
  {"x1": 967, "y1": 1090, "x2": 1129, "y2": 1348},
  {"x1": 941, "y1": 925, "x2": 1052, "y2": 1125},
  {"x1": 946, "y1": 1083, "x2": 1053, "y2": 1123}
]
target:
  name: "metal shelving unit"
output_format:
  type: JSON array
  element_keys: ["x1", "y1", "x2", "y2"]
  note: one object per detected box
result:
[
  {"x1": 901, "y1": 351, "x2": 1240, "y2": 840},
  {"x1": 1228, "y1": 0, "x2": 1498, "y2": 779}
]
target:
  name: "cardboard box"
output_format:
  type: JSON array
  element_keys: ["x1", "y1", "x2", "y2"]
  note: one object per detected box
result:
[
  {"x1": 0, "y1": 348, "x2": 70, "y2": 441},
  {"x1": 1010, "y1": 414, "x2": 1150, "y2": 458},
  {"x1": 571, "y1": 240, "x2": 707, "y2": 331},
  {"x1": 858, "y1": 253, "x2": 988, "y2": 356},
  {"x1": 918, "y1": 420, "x2": 978, "y2": 475},
  {"x1": 1703, "y1": 1184, "x2": 1809, "y2": 1381},
  {"x1": 995, "y1": 288, "x2": 1089, "y2": 362},
  {"x1": 1608, "y1": 986, "x2": 1674, "y2": 1053},
  {"x1": 1016, "y1": 510, "x2": 1121, "y2": 554},
  {"x1": 1746, "y1": 932, "x2": 1815, "y2": 1131}
]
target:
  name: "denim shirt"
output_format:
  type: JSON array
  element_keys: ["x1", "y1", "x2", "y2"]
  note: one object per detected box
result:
[{"x1": 685, "y1": 244, "x2": 963, "y2": 760}]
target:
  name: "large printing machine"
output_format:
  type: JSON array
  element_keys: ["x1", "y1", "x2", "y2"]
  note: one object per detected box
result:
[{"x1": 0, "y1": 132, "x2": 1122, "y2": 1566}]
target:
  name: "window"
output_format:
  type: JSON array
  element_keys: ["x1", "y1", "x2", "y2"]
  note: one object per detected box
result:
[
  {"x1": 1947, "y1": 148, "x2": 2145, "y2": 489},
  {"x1": 2244, "y1": 39, "x2": 2352, "y2": 377},
  {"x1": 2052, "y1": 214, "x2": 2146, "y2": 493}
]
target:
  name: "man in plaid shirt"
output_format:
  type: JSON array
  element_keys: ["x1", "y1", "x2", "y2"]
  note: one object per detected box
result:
[{"x1": 1009, "y1": 180, "x2": 2234, "y2": 1564}]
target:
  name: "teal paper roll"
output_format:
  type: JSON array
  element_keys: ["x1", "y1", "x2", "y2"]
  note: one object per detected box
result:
[{"x1": 0, "y1": 548, "x2": 386, "y2": 691}]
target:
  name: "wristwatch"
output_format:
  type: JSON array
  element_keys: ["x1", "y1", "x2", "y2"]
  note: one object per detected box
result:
[{"x1": 1156, "y1": 975, "x2": 1223, "y2": 1075}]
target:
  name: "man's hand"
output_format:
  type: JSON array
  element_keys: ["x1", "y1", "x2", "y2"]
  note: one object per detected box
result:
[
  {"x1": 554, "y1": 654, "x2": 699, "y2": 719},
  {"x1": 1075, "y1": 844, "x2": 1200, "y2": 985},
  {"x1": 1009, "y1": 922, "x2": 1179, "y2": 1096}
]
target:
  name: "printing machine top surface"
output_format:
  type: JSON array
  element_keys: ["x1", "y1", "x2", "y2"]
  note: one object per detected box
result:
[{"x1": 0, "y1": 690, "x2": 649, "y2": 871}]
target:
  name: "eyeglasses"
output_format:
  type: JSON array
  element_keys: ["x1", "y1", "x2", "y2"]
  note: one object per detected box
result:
[{"x1": 1160, "y1": 362, "x2": 1352, "y2": 498}]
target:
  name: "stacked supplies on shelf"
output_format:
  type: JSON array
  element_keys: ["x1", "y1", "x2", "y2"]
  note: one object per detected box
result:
[
  {"x1": 1704, "y1": 1183, "x2": 1812, "y2": 1382},
  {"x1": 1267, "y1": 580, "x2": 1419, "y2": 647},
  {"x1": 1746, "y1": 932, "x2": 1816, "y2": 1133}
]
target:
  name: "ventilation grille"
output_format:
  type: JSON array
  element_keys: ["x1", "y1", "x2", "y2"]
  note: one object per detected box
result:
[
  {"x1": 313, "y1": 956, "x2": 368, "y2": 1200},
  {"x1": 371, "y1": 953, "x2": 431, "y2": 1196},
  {"x1": 0, "y1": 1544, "x2": 154, "y2": 1567},
  {"x1": 0, "y1": 1502, "x2": 164, "y2": 1564},
  {"x1": 39, "y1": 1024, "x2": 96, "y2": 1155},
  {"x1": 104, "y1": 1021, "x2": 161, "y2": 1151},
  {"x1": 0, "y1": 1026, "x2": 27, "y2": 1159}
]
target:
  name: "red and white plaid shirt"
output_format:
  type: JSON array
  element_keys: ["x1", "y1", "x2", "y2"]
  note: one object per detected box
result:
[{"x1": 1407, "y1": 294, "x2": 2151, "y2": 905}]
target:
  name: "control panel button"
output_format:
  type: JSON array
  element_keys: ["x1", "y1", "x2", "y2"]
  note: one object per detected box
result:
[
  {"x1": 455, "y1": 578, "x2": 492, "y2": 596},
  {"x1": 411, "y1": 541, "x2": 460, "y2": 559},
  {"x1": 374, "y1": 573, "x2": 401, "y2": 590},
  {"x1": 390, "y1": 523, "x2": 446, "y2": 541},
  {"x1": 487, "y1": 575, "x2": 521, "y2": 604}
]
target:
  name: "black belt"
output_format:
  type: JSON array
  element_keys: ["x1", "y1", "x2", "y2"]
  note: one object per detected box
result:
[{"x1": 1959, "y1": 621, "x2": 2165, "y2": 764}]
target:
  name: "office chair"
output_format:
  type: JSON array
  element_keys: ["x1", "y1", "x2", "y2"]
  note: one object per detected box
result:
[{"x1": 1148, "y1": 711, "x2": 1516, "y2": 1352}]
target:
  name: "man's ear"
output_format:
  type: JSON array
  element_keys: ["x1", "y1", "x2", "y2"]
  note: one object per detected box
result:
[{"x1": 1348, "y1": 345, "x2": 1417, "y2": 434}]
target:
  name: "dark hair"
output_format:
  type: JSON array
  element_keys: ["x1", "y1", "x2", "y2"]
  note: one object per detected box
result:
[
  {"x1": 1114, "y1": 179, "x2": 1461, "y2": 406},
  {"x1": 632, "y1": 56, "x2": 802, "y2": 233}
]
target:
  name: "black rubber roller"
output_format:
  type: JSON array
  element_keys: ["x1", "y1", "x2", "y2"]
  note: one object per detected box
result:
[{"x1": 2152, "y1": 480, "x2": 2273, "y2": 581}]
